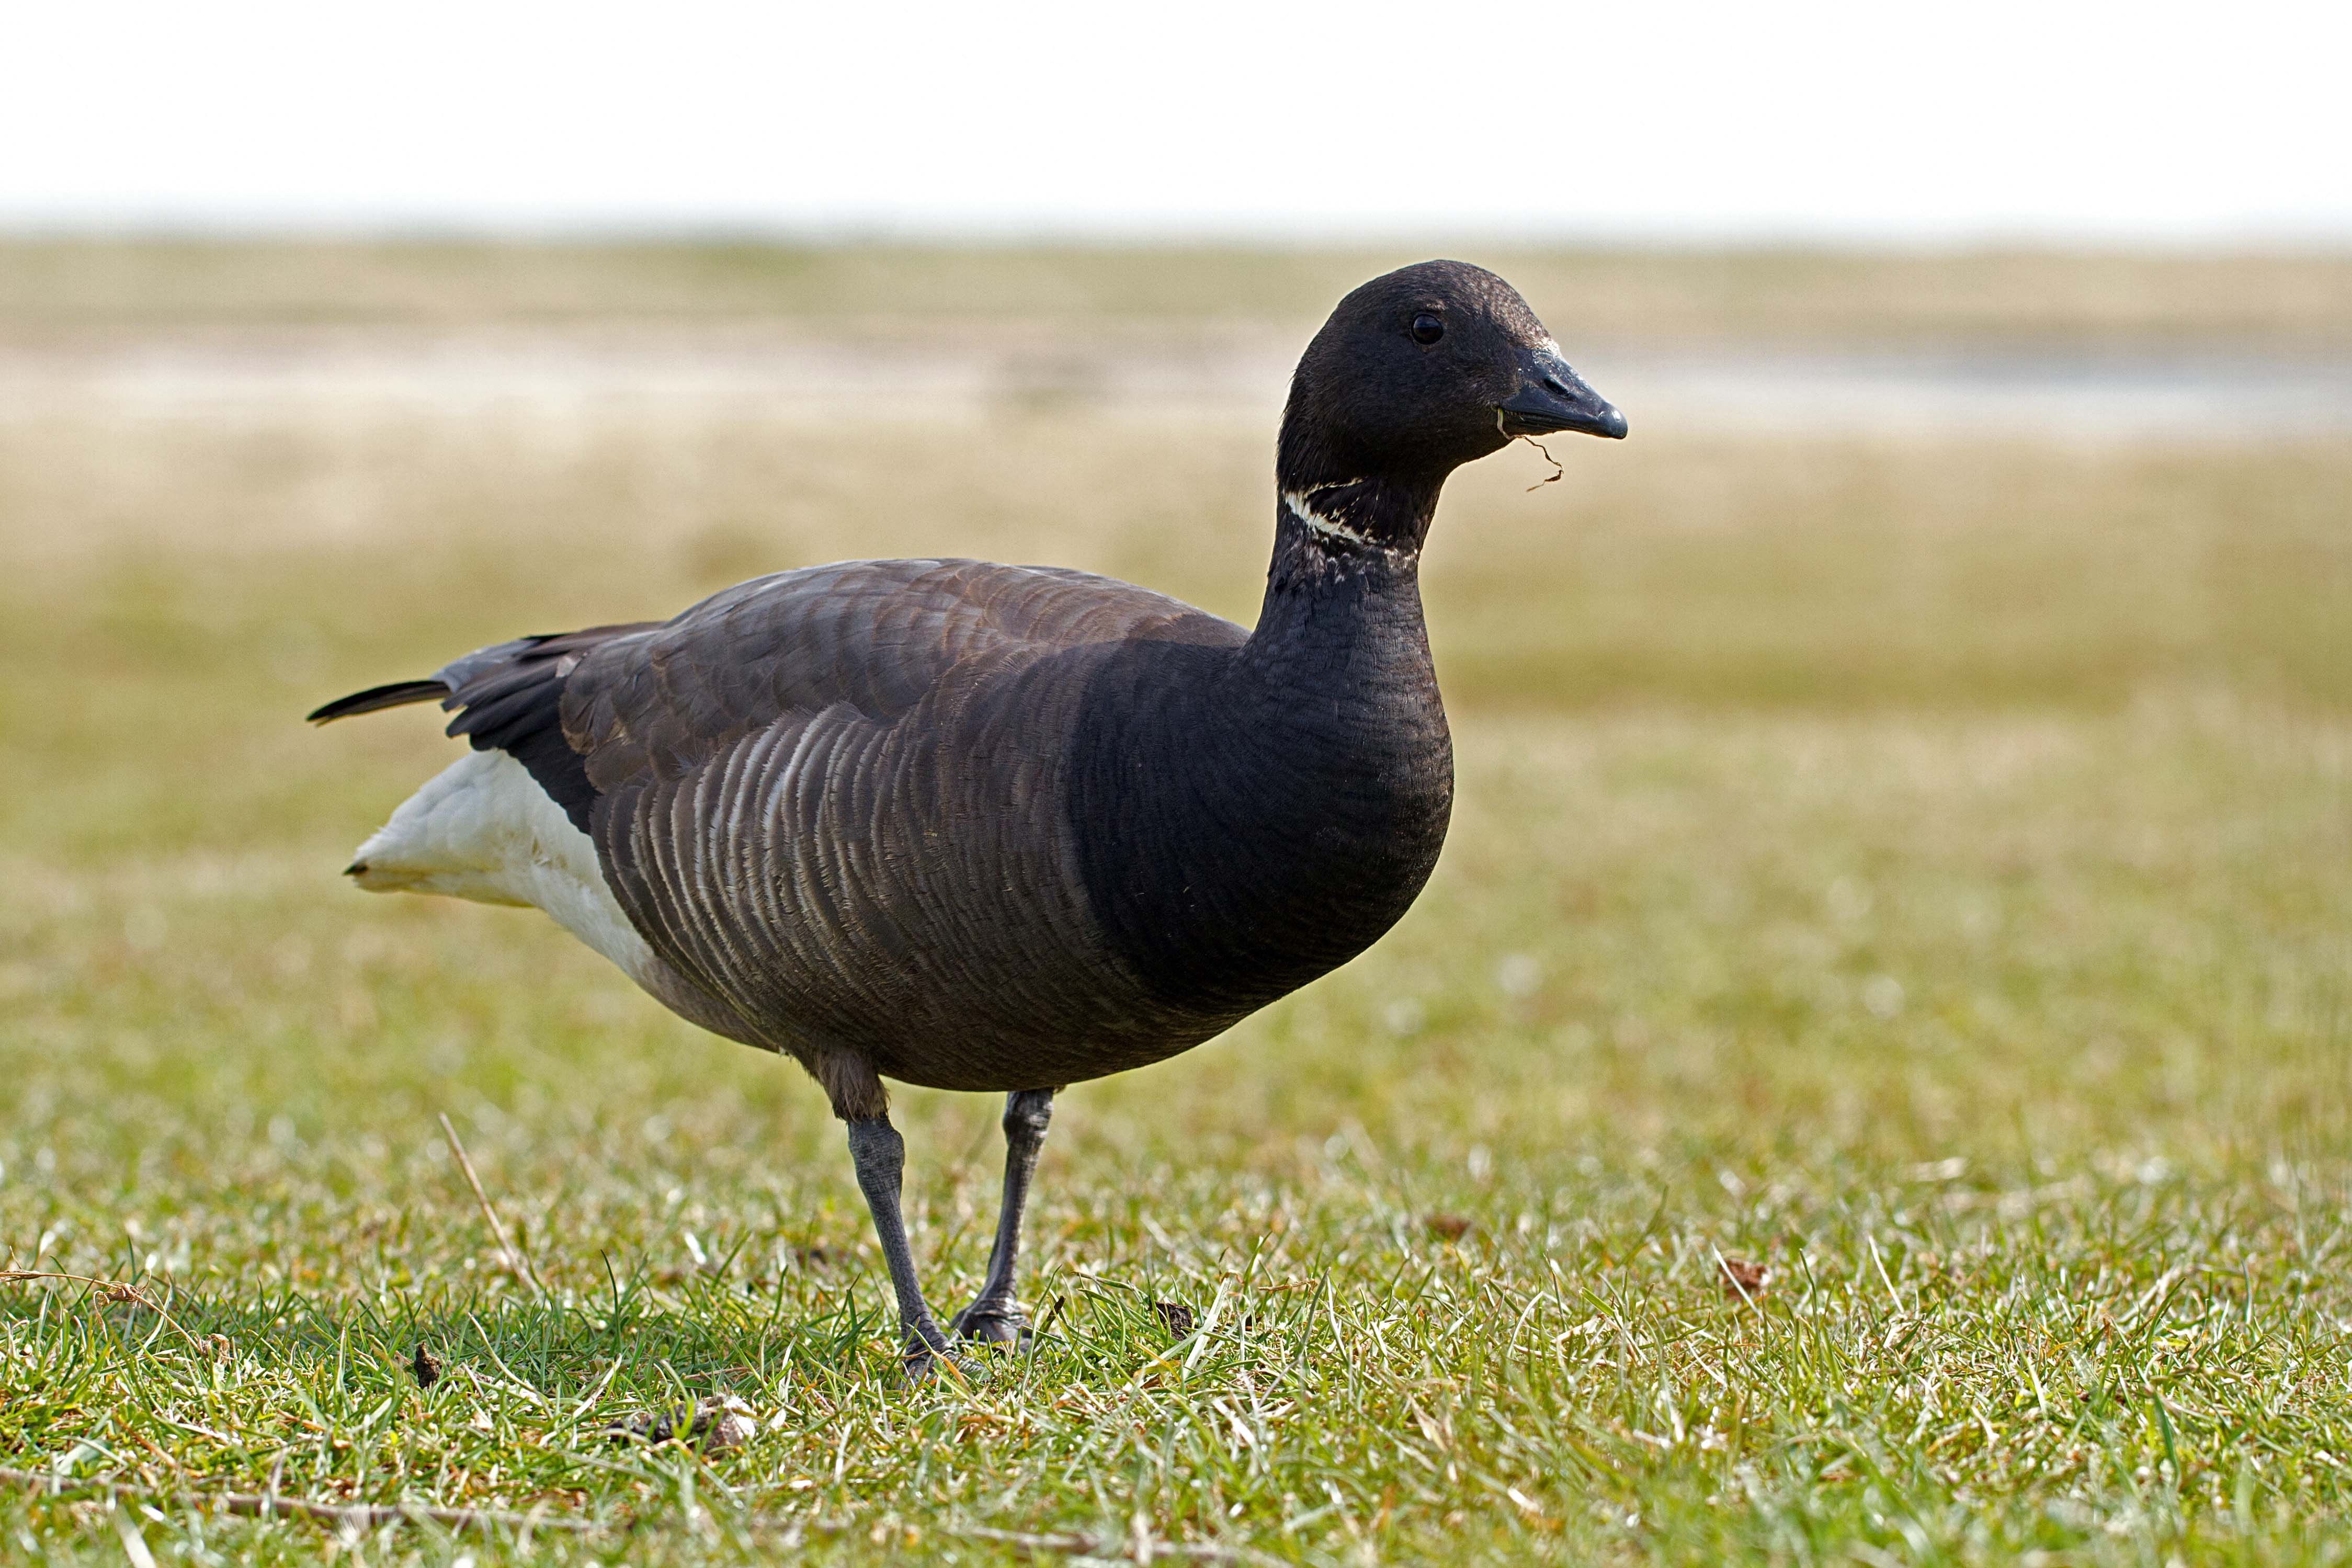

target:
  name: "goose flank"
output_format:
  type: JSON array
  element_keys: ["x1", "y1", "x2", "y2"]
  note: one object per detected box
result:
[{"x1": 311, "y1": 260, "x2": 1627, "y2": 1374}]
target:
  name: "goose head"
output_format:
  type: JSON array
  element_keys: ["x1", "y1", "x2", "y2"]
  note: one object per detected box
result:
[{"x1": 1277, "y1": 260, "x2": 1624, "y2": 549}]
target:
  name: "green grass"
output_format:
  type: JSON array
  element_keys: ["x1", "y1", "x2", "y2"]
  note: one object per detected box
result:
[{"x1": 1, "y1": 403, "x2": 2349, "y2": 1563}]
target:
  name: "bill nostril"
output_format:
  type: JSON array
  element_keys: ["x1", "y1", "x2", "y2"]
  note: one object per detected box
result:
[{"x1": 1543, "y1": 374, "x2": 1573, "y2": 398}]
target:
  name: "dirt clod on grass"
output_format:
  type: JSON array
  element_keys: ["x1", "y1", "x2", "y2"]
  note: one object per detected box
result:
[
  {"x1": 1719, "y1": 1258, "x2": 1769, "y2": 1300},
  {"x1": 607, "y1": 1394, "x2": 758, "y2": 1452}
]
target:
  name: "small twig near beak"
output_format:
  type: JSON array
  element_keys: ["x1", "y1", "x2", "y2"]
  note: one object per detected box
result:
[{"x1": 1518, "y1": 435, "x2": 1564, "y2": 491}]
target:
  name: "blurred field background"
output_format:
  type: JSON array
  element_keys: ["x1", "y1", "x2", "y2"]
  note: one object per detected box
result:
[
  {"x1": 2, "y1": 241, "x2": 2350, "y2": 1564},
  {"x1": 9, "y1": 238, "x2": 2352, "y2": 341}
]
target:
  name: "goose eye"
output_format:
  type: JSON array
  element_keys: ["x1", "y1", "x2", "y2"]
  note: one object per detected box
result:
[{"x1": 1409, "y1": 313, "x2": 1445, "y2": 345}]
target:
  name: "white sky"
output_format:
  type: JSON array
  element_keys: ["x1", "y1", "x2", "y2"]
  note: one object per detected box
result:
[{"x1": 2, "y1": 0, "x2": 2346, "y2": 243}]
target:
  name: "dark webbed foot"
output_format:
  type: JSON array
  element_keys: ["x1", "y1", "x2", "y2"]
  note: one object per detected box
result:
[
  {"x1": 948, "y1": 1300, "x2": 1031, "y2": 1349},
  {"x1": 900, "y1": 1314, "x2": 971, "y2": 1382}
]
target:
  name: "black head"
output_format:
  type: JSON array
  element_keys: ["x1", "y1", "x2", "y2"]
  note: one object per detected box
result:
[{"x1": 1278, "y1": 260, "x2": 1626, "y2": 499}]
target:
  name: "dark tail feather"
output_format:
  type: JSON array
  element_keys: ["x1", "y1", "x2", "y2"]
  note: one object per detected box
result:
[{"x1": 306, "y1": 679, "x2": 451, "y2": 724}]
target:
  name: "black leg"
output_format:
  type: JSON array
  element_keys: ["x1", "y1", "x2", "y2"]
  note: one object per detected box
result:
[
  {"x1": 845, "y1": 1114, "x2": 956, "y2": 1376},
  {"x1": 950, "y1": 1087, "x2": 1055, "y2": 1347}
]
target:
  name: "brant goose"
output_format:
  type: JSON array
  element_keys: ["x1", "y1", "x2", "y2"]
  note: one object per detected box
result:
[{"x1": 311, "y1": 261, "x2": 1626, "y2": 1374}]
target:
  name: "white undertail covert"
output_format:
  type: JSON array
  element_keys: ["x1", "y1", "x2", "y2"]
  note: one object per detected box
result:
[{"x1": 348, "y1": 748, "x2": 657, "y2": 987}]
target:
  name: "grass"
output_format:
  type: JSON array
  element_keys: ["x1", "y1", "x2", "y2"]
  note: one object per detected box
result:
[
  {"x1": 4, "y1": 238, "x2": 2351, "y2": 346},
  {"x1": 0, "y1": 393, "x2": 2349, "y2": 1563}
]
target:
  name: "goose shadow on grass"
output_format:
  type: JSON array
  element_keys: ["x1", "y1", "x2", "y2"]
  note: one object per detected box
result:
[
  {"x1": 3, "y1": 1263, "x2": 1213, "y2": 1427},
  {"x1": 4, "y1": 1266, "x2": 873, "y2": 1421}
]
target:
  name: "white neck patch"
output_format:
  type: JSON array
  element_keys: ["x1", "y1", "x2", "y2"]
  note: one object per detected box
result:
[{"x1": 1282, "y1": 484, "x2": 1381, "y2": 550}]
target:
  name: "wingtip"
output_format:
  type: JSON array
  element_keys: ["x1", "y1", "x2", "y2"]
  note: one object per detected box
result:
[{"x1": 305, "y1": 679, "x2": 451, "y2": 726}]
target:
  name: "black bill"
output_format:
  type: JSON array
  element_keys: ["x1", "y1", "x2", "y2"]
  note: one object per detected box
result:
[{"x1": 1497, "y1": 346, "x2": 1628, "y2": 440}]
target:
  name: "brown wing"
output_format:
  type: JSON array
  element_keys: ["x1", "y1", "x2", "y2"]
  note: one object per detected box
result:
[
  {"x1": 560, "y1": 558, "x2": 1245, "y2": 1066},
  {"x1": 560, "y1": 558, "x2": 1215, "y2": 791}
]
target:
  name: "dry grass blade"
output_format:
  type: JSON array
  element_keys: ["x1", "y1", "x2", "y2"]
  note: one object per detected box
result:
[
  {"x1": 1, "y1": 1467, "x2": 1274, "y2": 1561},
  {"x1": 0, "y1": 1465, "x2": 594, "y2": 1533},
  {"x1": 437, "y1": 1111, "x2": 548, "y2": 1298},
  {"x1": 0, "y1": 1268, "x2": 206, "y2": 1353},
  {"x1": 951, "y1": 1524, "x2": 1283, "y2": 1565},
  {"x1": 1516, "y1": 435, "x2": 1565, "y2": 490}
]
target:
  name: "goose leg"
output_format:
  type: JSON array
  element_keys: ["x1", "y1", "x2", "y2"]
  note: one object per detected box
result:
[
  {"x1": 950, "y1": 1087, "x2": 1055, "y2": 1347},
  {"x1": 845, "y1": 1115, "x2": 957, "y2": 1376}
]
